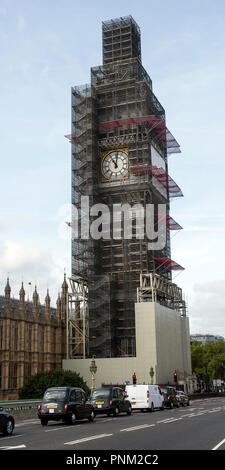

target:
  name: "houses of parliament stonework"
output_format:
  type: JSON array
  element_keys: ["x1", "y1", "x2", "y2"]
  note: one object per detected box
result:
[{"x1": 0, "y1": 276, "x2": 68, "y2": 400}]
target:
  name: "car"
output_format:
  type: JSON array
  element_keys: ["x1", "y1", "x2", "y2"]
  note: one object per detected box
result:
[
  {"x1": 159, "y1": 386, "x2": 179, "y2": 408},
  {"x1": 175, "y1": 390, "x2": 190, "y2": 406},
  {"x1": 91, "y1": 386, "x2": 132, "y2": 417},
  {"x1": 37, "y1": 387, "x2": 95, "y2": 426},
  {"x1": 0, "y1": 407, "x2": 15, "y2": 436}
]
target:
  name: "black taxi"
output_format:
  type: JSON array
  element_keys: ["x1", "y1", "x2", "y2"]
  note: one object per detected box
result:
[
  {"x1": 37, "y1": 387, "x2": 95, "y2": 426},
  {"x1": 91, "y1": 386, "x2": 132, "y2": 417}
]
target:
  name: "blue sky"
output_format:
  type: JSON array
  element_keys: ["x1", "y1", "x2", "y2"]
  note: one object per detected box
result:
[{"x1": 0, "y1": 0, "x2": 225, "y2": 336}]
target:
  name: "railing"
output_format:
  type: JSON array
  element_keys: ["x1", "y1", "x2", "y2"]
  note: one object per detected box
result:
[{"x1": 0, "y1": 399, "x2": 41, "y2": 418}]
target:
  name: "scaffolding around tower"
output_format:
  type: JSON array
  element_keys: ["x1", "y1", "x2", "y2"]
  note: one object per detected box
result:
[
  {"x1": 137, "y1": 272, "x2": 186, "y2": 316},
  {"x1": 102, "y1": 16, "x2": 142, "y2": 64},
  {"x1": 66, "y1": 276, "x2": 89, "y2": 359},
  {"x1": 68, "y1": 15, "x2": 185, "y2": 358}
]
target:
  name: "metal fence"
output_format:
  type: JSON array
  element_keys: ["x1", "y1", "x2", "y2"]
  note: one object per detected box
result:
[{"x1": 0, "y1": 399, "x2": 41, "y2": 419}]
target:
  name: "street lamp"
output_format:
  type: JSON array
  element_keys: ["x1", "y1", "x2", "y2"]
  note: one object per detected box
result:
[
  {"x1": 150, "y1": 367, "x2": 154, "y2": 385},
  {"x1": 90, "y1": 356, "x2": 97, "y2": 396}
]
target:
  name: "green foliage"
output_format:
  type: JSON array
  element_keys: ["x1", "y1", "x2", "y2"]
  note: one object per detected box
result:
[
  {"x1": 19, "y1": 369, "x2": 90, "y2": 399},
  {"x1": 191, "y1": 340, "x2": 225, "y2": 383}
]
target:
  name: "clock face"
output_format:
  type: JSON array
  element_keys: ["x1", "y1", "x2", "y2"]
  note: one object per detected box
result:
[{"x1": 102, "y1": 150, "x2": 129, "y2": 180}]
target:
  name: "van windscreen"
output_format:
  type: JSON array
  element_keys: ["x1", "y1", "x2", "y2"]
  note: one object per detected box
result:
[{"x1": 160, "y1": 388, "x2": 169, "y2": 395}]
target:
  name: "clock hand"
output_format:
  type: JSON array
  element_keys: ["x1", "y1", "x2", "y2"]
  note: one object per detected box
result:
[{"x1": 112, "y1": 158, "x2": 118, "y2": 169}]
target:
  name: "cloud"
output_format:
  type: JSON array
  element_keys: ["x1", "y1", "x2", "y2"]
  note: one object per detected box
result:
[
  {"x1": 194, "y1": 280, "x2": 225, "y2": 295},
  {"x1": 189, "y1": 280, "x2": 225, "y2": 337},
  {"x1": 0, "y1": 240, "x2": 39, "y2": 270},
  {"x1": 185, "y1": 226, "x2": 225, "y2": 232},
  {"x1": 0, "y1": 239, "x2": 70, "y2": 305}
]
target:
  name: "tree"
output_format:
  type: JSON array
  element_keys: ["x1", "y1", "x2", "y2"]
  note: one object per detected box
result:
[
  {"x1": 191, "y1": 340, "x2": 225, "y2": 387},
  {"x1": 19, "y1": 369, "x2": 90, "y2": 399}
]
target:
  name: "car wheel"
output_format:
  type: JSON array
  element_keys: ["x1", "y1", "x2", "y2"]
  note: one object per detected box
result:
[
  {"x1": 3, "y1": 418, "x2": 14, "y2": 436},
  {"x1": 113, "y1": 407, "x2": 119, "y2": 417},
  {"x1": 127, "y1": 405, "x2": 132, "y2": 416},
  {"x1": 70, "y1": 412, "x2": 77, "y2": 425},
  {"x1": 41, "y1": 418, "x2": 48, "y2": 426},
  {"x1": 88, "y1": 410, "x2": 95, "y2": 422}
]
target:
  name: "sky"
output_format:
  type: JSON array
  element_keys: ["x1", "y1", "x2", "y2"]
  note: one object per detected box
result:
[{"x1": 0, "y1": 0, "x2": 225, "y2": 336}]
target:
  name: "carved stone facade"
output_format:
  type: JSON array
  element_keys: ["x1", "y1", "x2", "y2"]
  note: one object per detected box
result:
[{"x1": 0, "y1": 276, "x2": 68, "y2": 400}]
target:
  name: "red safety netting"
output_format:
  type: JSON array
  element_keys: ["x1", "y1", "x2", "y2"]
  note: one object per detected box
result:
[
  {"x1": 100, "y1": 115, "x2": 181, "y2": 154},
  {"x1": 64, "y1": 134, "x2": 72, "y2": 142},
  {"x1": 154, "y1": 214, "x2": 183, "y2": 230},
  {"x1": 131, "y1": 165, "x2": 183, "y2": 198},
  {"x1": 154, "y1": 257, "x2": 185, "y2": 271}
]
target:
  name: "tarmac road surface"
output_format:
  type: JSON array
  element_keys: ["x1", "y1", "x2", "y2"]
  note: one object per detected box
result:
[{"x1": 0, "y1": 396, "x2": 225, "y2": 451}]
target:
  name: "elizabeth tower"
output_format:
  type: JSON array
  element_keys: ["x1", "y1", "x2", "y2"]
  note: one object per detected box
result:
[{"x1": 70, "y1": 16, "x2": 183, "y2": 358}]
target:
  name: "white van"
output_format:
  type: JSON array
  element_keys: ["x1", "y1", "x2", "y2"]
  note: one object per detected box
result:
[{"x1": 125, "y1": 384, "x2": 164, "y2": 411}]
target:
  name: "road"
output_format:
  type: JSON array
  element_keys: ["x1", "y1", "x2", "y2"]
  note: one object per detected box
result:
[{"x1": 1, "y1": 397, "x2": 225, "y2": 451}]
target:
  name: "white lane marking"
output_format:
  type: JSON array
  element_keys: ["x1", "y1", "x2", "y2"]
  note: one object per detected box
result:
[
  {"x1": 45, "y1": 425, "x2": 79, "y2": 432},
  {"x1": 157, "y1": 417, "x2": 179, "y2": 423},
  {"x1": 212, "y1": 438, "x2": 225, "y2": 450},
  {"x1": 178, "y1": 415, "x2": 190, "y2": 419},
  {"x1": 16, "y1": 420, "x2": 40, "y2": 427},
  {"x1": 104, "y1": 419, "x2": 114, "y2": 422},
  {"x1": 96, "y1": 418, "x2": 114, "y2": 422},
  {"x1": 120, "y1": 424, "x2": 155, "y2": 432},
  {"x1": 0, "y1": 444, "x2": 26, "y2": 450},
  {"x1": 209, "y1": 407, "x2": 222, "y2": 411},
  {"x1": 208, "y1": 409, "x2": 221, "y2": 413},
  {"x1": 64, "y1": 433, "x2": 113, "y2": 445},
  {"x1": 159, "y1": 418, "x2": 182, "y2": 424},
  {"x1": 184, "y1": 407, "x2": 202, "y2": 412},
  {"x1": 0, "y1": 434, "x2": 23, "y2": 441}
]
